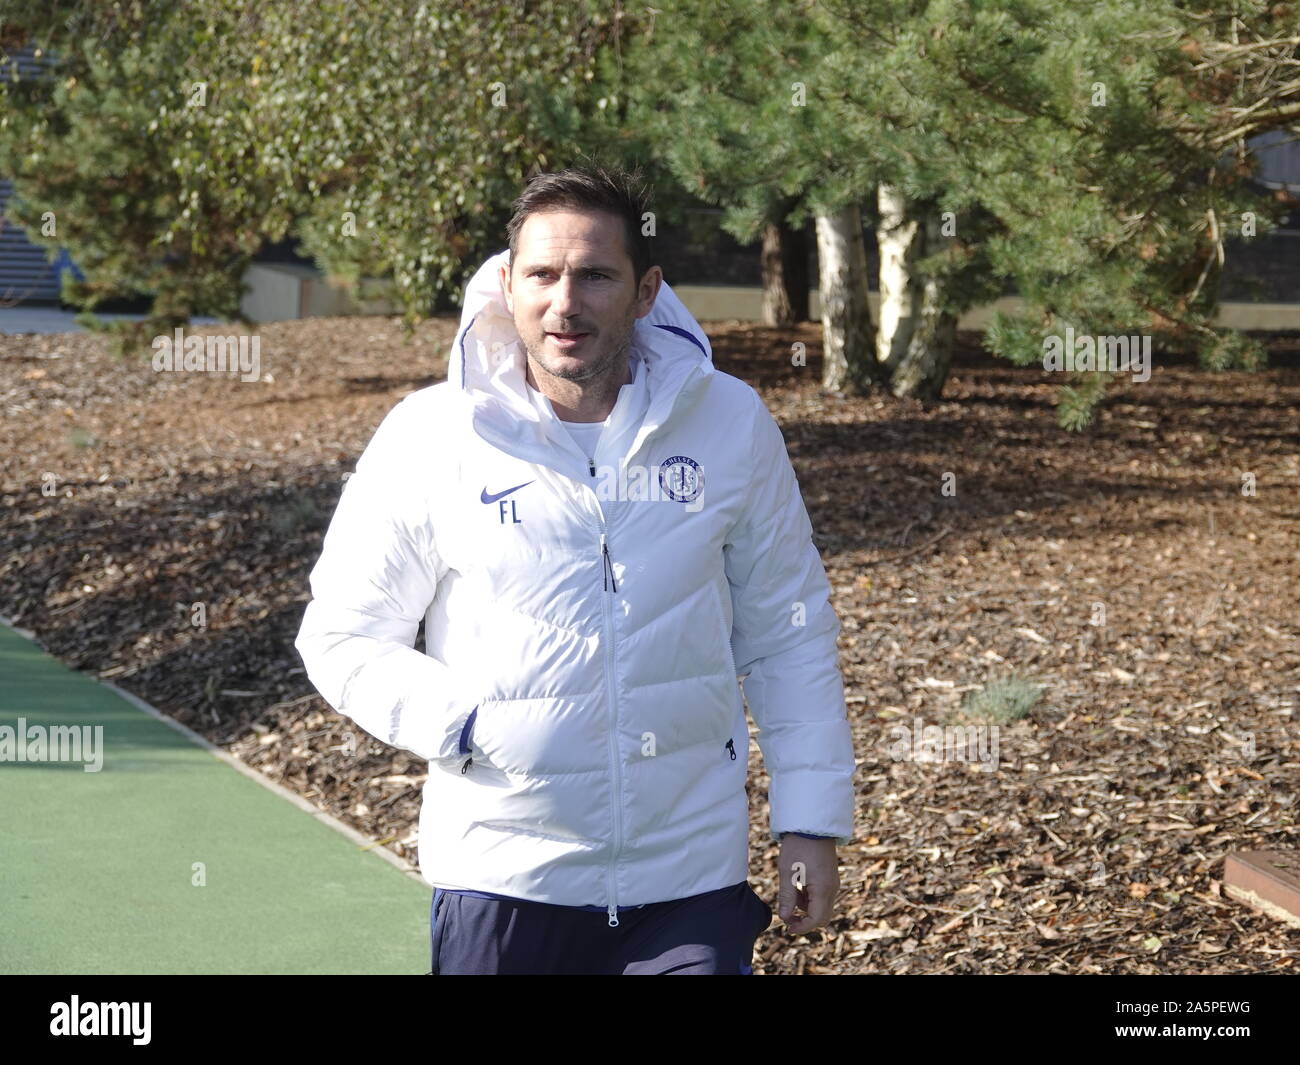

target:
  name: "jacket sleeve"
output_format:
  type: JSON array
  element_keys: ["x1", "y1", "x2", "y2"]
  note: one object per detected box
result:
[
  {"x1": 293, "y1": 396, "x2": 476, "y2": 765},
  {"x1": 723, "y1": 388, "x2": 856, "y2": 846}
]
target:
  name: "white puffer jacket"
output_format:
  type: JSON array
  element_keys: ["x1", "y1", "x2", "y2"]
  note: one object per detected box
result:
[{"x1": 294, "y1": 251, "x2": 855, "y2": 923}]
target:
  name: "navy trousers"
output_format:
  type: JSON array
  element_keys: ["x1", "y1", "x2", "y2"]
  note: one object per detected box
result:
[{"x1": 429, "y1": 880, "x2": 772, "y2": 975}]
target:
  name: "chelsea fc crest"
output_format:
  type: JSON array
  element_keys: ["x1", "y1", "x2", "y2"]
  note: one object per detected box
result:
[{"x1": 659, "y1": 455, "x2": 704, "y2": 503}]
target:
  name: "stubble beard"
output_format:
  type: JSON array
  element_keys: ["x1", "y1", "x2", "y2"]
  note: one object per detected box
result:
[{"x1": 525, "y1": 300, "x2": 638, "y2": 388}]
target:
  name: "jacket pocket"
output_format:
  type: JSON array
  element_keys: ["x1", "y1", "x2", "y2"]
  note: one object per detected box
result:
[
  {"x1": 715, "y1": 579, "x2": 744, "y2": 741},
  {"x1": 457, "y1": 706, "x2": 479, "y2": 755},
  {"x1": 714, "y1": 576, "x2": 739, "y2": 681},
  {"x1": 457, "y1": 706, "x2": 478, "y2": 773}
]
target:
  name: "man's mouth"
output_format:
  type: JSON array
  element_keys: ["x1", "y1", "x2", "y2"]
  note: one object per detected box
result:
[{"x1": 547, "y1": 332, "x2": 590, "y2": 348}]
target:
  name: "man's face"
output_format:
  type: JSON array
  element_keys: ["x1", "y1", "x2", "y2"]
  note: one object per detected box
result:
[{"x1": 501, "y1": 208, "x2": 661, "y2": 384}]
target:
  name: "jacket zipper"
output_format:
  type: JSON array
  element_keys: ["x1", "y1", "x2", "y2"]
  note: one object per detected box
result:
[
  {"x1": 580, "y1": 450, "x2": 621, "y2": 924},
  {"x1": 597, "y1": 520, "x2": 623, "y2": 926},
  {"x1": 579, "y1": 444, "x2": 621, "y2": 923}
]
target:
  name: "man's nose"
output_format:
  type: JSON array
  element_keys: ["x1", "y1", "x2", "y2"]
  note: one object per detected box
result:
[{"x1": 550, "y1": 274, "x2": 581, "y2": 319}]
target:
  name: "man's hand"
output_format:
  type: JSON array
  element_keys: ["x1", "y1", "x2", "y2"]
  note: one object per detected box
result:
[{"x1": 777, "y1": 835, "x2": 840, "y2": 934}]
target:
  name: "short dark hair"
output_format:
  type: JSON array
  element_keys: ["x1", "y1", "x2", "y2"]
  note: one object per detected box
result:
[{"x1": 505, "y1": 163, "x2": 654, "y2": 285}]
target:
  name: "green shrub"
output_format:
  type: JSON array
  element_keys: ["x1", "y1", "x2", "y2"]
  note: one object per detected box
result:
[{"x1": 962, "y1": 673, "x2": 1044, "y2": 724}]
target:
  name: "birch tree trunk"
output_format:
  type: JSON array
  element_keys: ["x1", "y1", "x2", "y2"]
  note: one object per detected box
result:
[
  {"x1": 875, "y1": 184, "x2": 957, "y2": 401},
  {"x1": 815, "y1": 203, "x2": 874, "y2": 394},
  {"x1": 875, "y1": 184, "x2": 917, "y2": 377}
]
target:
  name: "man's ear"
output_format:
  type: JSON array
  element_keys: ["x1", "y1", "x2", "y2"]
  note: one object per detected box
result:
[
  {"x1": 499, "y1": 261, "x2": 513, "y2": 313},
  {"x1": 635, "y1": 265, "x2": 663, "y2": 319}
]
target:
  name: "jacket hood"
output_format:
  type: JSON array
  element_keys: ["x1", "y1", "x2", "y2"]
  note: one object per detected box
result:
[{"x1": 447, "y1": 250, "x2": 715, "y2": 471}]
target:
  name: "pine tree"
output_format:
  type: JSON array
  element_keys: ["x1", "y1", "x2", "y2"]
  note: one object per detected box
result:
[
  {"x1": 622, "y1": 0, "x2": 1002, "y2": 398},
  {"x1": 821, "y1": 0, "x2": 1292, "y2": 426},
  {"x1": 620, "y1": 0, "x2": 847, "y2": 337}
]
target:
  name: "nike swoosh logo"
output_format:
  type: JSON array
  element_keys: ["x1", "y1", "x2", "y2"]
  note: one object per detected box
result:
[{"x1": 480, "y1": 480, "x2": 533, "y2": 504}]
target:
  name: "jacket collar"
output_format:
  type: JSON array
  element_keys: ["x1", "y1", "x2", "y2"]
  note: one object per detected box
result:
[{"x1": 448, "y1": 250, "x2": 714, "y2": 475}]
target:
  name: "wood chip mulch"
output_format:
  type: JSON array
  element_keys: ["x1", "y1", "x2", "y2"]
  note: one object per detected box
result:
[{"x1": 2, "y1": 314, "x2": 1297, "y2": 974}]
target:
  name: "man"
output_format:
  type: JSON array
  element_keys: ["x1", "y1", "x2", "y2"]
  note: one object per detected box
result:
[{"x1": 294, "y1": 164, "x2": 855, "y2": 975}]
